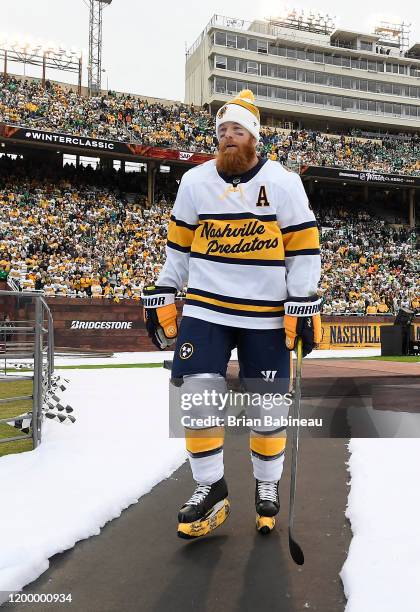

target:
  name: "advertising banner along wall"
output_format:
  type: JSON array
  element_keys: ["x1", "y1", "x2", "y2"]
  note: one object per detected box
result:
[
  {"x1": 2, "y1": 124, "x2": 419, "y2": 183},
  {"x1": 0, "y1": 124, "x2": 214, "y2": 164},
  {"x1": 301, "y1": 165, "x2": 420, "y2": 188}
]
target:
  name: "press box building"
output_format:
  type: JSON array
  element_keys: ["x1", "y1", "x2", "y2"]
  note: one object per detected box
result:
[{"x1": 185, "y1": 14, "x2": 420, "y2": 134}]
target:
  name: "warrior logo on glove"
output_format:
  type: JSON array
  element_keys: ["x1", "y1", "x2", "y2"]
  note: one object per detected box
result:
[
  {"x1": 141, "y1": 285, "x2": 178, "y2": 350},
  {"x1": 284, "y1": 295, "x2": 322, "y2": 358}
]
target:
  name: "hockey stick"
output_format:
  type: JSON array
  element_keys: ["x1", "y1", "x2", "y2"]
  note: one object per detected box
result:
[{"x1": 288, "y1": 337, "x2": 304, "y2": 566}]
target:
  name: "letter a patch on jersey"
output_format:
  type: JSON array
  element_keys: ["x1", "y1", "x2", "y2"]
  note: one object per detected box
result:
[{"x1": 256, "y1": 185, "x2": 270, "y2": 207}]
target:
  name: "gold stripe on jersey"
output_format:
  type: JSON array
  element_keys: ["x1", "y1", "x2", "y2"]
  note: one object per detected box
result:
[
  {"x1": 282, "y1": 224, "x2": 319, "y2": 251},
  {"x1": 185, "y1": 427, "x2": 224, "y2": 457},
  {"x1": 186, "y1": 291, "x2": 285, "y2": 314},
  {"x1": 167, "y1": 220, "x2": 195, "y2": 249},
  {"x1": 191, "y1": 217, "x2": 284, "y2": 262},
  {"x1": 250, "y1": 432, "x2": 287, "y2": 458}
]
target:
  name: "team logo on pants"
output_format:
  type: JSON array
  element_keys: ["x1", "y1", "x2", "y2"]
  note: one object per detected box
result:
[
  {"x1": 261, "y1": 370, "x2": 277, "y2": 382},
  {"x1": 180, "y1": 343, "x2": 194, "y2": 359}
]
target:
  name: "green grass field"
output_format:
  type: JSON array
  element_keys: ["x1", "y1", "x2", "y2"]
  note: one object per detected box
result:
[
  {"x1": 0, "y1": 379, "x2": 34, "y2": 457},
  {"x1": 360, "y1": 355, "x2": 420, "y2": 363}
]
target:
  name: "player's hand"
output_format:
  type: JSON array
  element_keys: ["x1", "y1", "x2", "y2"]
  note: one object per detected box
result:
[
  {"x1": 284, "y1": 295, "x2": 322, "y2": 357},
  {"x1": 141, "y1": 285, "x2": 178, "y2": 350}
]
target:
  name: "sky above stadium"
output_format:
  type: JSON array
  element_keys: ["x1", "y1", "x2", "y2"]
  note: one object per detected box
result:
[{"x1": 3, "y1": 0, "x2": 420, "y2": 101}]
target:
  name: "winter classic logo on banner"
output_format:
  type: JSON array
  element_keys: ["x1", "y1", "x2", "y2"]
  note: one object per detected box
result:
[
  {"x1": 0, "y1": 124, "x2": 130, "y2": 154},
  {"x1": 0, "y1": 123, "x2": 216, "y2": 163},
  {"x1": 23, "y1": 129, "x2": 116, "y2": 151}
]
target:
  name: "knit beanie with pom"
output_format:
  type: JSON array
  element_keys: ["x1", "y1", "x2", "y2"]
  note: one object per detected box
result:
[{"x1": 215, "y1": 89, "x2": 260, "y2": 142}]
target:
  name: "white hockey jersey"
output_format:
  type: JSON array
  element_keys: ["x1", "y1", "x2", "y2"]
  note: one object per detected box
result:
[{"x1": 157, "y1": 158, "x2": 320, "y2": 329}]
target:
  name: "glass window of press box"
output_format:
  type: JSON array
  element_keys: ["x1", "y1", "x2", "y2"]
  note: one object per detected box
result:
[
  {"x1": 213, "y1": 77, "x2": 420, "y2": 119},
  {"x1": 212, "y1": 55, "x2": 420, "y2": 99},
  {"x1": 212, "y1": 31, "x2": 420, "y2": 78}
]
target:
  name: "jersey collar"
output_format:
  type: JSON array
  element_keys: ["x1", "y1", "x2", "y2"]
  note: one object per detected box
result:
[{"x1": 216, "y1": 157, "x2": 267, "y2": 185}]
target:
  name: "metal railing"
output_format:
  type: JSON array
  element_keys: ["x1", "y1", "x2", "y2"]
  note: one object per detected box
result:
[
  {"x1": 285, "y1": 158, "x2": 302, "y2": 173},
  {"x1": 6, "y1": 276, "x2": 20, "y2": 292},
  {"x1": 0, "y1": 290, "x2": 54, "y2": 449},
  {"x1": 187, "y1": 14, "x2": 333, "y2": 57},
  {"x1": 188, "y1": 13, "x2": 420, "y2": 64}
]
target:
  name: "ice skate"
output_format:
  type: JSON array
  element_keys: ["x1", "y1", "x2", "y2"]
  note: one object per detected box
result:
[
  {"x1": 177, "y1": 477, "x2": 230, "y2": 539},
  {"x1": 255, "y1": 480, "x2": 280, "y2": 535}
]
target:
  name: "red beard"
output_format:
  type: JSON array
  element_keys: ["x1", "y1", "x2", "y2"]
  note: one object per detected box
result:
[{"x1": 216, "y1": 137, "x2": 257, "y2": 175}]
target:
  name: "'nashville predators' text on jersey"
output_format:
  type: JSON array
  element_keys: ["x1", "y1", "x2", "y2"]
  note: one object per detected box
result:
[{"x1": 157, "y1": 158, "x2": 320, "y2": 329}]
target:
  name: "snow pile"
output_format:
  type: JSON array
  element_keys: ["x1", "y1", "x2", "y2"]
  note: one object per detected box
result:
[
  {"x1": 342, "y1": 439, "x2": 420, "y2": 612},
  {"x1": 0, "y1": 367, "x2": 186, "y2": 601}
]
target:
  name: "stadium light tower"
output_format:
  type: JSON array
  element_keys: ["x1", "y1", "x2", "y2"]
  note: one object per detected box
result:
[
  {"x1": 0, "y1": 35, "x2": 82, "y2": 92},
  {"x1": 87, "y1": 0, "x2": 112, "y2": 96}
]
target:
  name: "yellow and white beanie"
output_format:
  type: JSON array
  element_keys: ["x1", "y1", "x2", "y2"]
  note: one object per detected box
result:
[{"x1": 216, "y1": 89, "x2": 260, "y2": 142}]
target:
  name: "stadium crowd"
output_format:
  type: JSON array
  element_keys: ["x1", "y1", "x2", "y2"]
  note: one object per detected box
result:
[
  {"x1": 0, "y1": 160, "x2": 172, "y2": 301},
  {"x1": 261, "y1": 128, "x2": 420, "y2": 176},
  {"x1": 1, "y1": 76, "x2": 420, "y2": 176},
  {"x1": 0, "y1": 159, "x2": 418, "y2": 314},
  {"x1": 315, "y1": 206, "x2": 419, "y2": 314},
  {"x1": 0, "y1": 76, "x2": 217, "y2": 151}
]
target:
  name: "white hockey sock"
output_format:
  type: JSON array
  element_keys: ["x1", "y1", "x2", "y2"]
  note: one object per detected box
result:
[{"x1": 189, "y1": 450, "x2": 224, "y2": 485}]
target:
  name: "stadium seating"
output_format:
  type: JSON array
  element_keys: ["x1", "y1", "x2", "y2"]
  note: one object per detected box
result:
[
  {"x1": 0, "y1": 159, "x2": 171, "y2": 301},
  {"x1": 315, "y1": 206, "x2": 418, "y2": 315},
  {"x1": 0, "y1": 159, "x2": 418, "y2": 314},
  {"x1": 1, "y1": 76, "x2": 419, "y2": 175},
  {"x1": 1, "y1": 76, "x2": 418, "y2": 312}
]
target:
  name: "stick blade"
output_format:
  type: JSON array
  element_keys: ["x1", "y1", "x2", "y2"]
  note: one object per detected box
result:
[{"x1": 289, "y1": 532, "x2": 305, "y2": 566}]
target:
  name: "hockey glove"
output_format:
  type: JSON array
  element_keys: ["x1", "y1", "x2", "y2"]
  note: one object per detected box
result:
[
  {"x1": 141, "y1": 285, "x2": 178, "y2": 350},
  {"x1": 284, "y1": 295, "x2": 322, "y2": 357}
]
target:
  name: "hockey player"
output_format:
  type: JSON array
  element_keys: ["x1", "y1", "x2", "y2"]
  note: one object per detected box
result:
[{"x1": 142, "y1": 90, "x2": 321, "y2": 538}]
